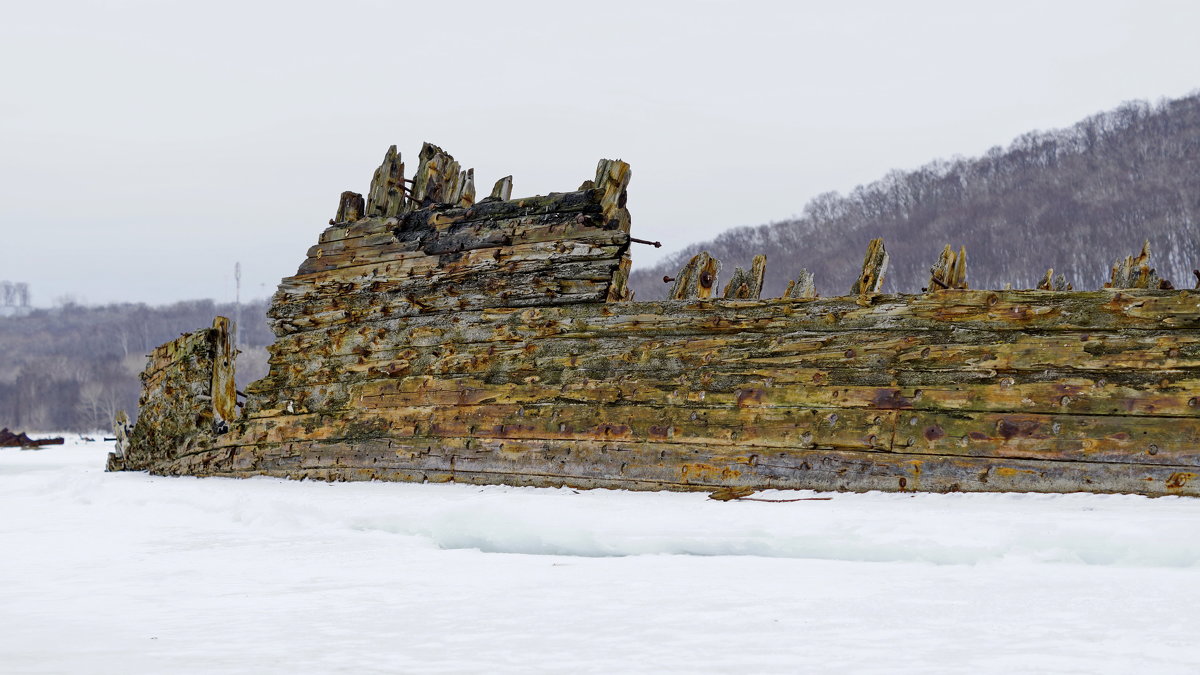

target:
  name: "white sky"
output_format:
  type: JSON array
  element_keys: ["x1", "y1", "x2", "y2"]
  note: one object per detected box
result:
[{"x1": 3, "y1": 0, "x2": 1199, "y2": 306}]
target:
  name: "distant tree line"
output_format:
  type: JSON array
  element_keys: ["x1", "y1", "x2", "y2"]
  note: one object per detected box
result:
[
  {"x1": 0, "y1": 299, "x2": 274, "y2": 432},
  {"x1": 630, "y1": 93, "x2": 1200, "y2": 299}
]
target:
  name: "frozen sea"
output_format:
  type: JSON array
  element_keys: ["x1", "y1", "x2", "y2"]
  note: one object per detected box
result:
[{"x1": 2, "y1": 438, "x2": 1199, "y2": 674}]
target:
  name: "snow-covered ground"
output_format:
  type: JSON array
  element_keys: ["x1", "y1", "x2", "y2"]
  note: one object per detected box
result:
[{"x1": 2, "y1": 439, "x2": 1199, "y2": 674}]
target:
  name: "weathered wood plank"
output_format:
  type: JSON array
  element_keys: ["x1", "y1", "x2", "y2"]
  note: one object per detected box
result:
[
  {"x1": 160, "y1": 435, "x2": 1200, "y2": 497},
  {"x1": 783, "y1": 269, "x2": 816, "y2": 299},
  {"x1": 234, "y1": 404, "x2": 894, "y2": 453},
  {"x1": 337, "y1": 369, "x2": 1200, "y2": 418},
  {"x1": 264, "y1": 291, "x2": 1200, "y2": 354},
  {"x1": 234, "y1": 397, "x2": 1200, "y2": 469},
  {"x1": 365, "y1": 145, "x2": 407, "y2": 217},
  {"x1": 488, "y1": 175, "x2": 513, "y2": 201},
  {"x1": 269, "y1": 266, "x2": 623, "y2": 332},
  {"x1": 669, "y1": 252, "x2": 721, "y2": 300},
  {"x1": 297, "y1": 210, "x2": 620, "y2": 275},
  {"x1": 1108, "y1": 240, "x2": 1168, "y2": 289},
  {"x1": 269, "y1": 325, "x2": 1200, "y2": 377},
  {"x1": 288, "y1": 235, "x2": 625, "y2": 290},
  {"x1": 928, "y1": 245, "x2": 967, "y2": 290},
  {"x1": 723, "y1": 255, "x2": 766, "y2": 299},
  {"x1": 851, "y1": 238, "x2": 888, "y2": 297},
  {"x1": 333, "y1": 191, "x2": 364, "y2": 223},
  {"x1": 899, "y1": 409, "x2": 1200, "y2": 466}
]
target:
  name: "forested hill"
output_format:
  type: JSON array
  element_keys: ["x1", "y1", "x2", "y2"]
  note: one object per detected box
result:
[
  {"x1": 630, "y1": 93, "x2": 1200, "y2": 300},
  {"x1": 0, "y1": 300, "x2": 273, "y2": 432}
]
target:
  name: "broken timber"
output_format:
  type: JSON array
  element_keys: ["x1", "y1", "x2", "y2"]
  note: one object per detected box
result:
[
  {"x1": 0, "y1": 428, "x2": 64, "y2": 448},
  {"x1": 110, "y1": 144, "x2": 1200, "y2": 498}
]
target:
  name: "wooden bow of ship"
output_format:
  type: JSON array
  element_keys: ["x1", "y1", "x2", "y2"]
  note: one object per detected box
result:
[{"x1": 109, "y1": 144, "x2": 1200, "y2": 497}]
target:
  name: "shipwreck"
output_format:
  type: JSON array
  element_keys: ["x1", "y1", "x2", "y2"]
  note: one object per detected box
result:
[{"x1": 109, "y1": 143, "x2": 1200, "y2": 497}]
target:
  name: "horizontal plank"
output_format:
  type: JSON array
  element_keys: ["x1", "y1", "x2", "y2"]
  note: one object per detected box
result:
[
  {"x1": 258, "y1": 324, "x2": 1200, "y2": 402},
  {"x1": 264, "y1": 290, "x2": 1200, "y2": 349},
  {"x1": 243, "y1": 361, "x2": 1200, "y2": 418},
  {"x1": 161, "y1": 435, "x2": 1200, "y2": 497},
  {"x1": 299, "y1": 211, "x2": 620, "y2": 274},
  {"x1": 269, "y1": 324, "x2": 1200, "y2": 372},
  {"x1": 279, "y1": 242, "x2": 626, "y2": 308},
  {"x1": 235, "y1": 400, "x2": 1200, "y2": 468},
  {"x1": 900, "y1": 409, "x2": 1200, "y2": 466},
  {"x1": 231, "y1": 404, "x2": 894, "y2": 451},
  {"x1": 270, "y1": 277, "x2": 619, "y2": 334}
]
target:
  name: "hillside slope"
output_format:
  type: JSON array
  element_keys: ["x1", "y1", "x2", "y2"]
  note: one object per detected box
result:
[{"x1": 630, "y1": 94, "x2": 1200, "y2": 299}]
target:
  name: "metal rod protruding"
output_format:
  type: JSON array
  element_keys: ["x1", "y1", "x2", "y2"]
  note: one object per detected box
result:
[{"x1": 631, "y1": 237, "x2": 662, "y2": 248}]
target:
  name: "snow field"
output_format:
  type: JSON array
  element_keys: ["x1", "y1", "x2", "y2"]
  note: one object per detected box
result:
[{"x1": 2, "y1": 440, "x2": 1199, "y2": 674}]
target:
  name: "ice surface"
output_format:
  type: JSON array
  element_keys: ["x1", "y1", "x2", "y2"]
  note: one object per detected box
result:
[{"x1": 2, "y1": 440, "x2": 1199, "y2": 674}]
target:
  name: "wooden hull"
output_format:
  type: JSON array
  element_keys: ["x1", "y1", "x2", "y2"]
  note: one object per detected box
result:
[{"x1": 110, "y1": 146, "x2": 1200, "y2": 497}]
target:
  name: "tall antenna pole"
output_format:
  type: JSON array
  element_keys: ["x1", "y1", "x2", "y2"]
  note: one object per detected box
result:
[{"x1": 234, "y1": 262, "x2": 242, "y2": 347}]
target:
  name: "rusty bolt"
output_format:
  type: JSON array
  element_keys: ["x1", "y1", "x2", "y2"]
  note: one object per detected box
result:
[
  {"x1": 663, "y1": 276, "x2": 676, "y2": 283},
  {"x1": 1149, "y1": 444, "x2": 1159, "y2": 455}
]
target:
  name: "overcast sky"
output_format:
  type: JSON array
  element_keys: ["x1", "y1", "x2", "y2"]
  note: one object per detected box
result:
[{"x1": 3, "y1": 0, "x2": 1199, "y2": 307}]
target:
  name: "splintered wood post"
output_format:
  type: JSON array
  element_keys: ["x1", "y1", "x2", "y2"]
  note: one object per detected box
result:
[
  {"x1": 444, "y1": 159, "x2": 462, "y2": 204},
  {"x1": 669, "y1": 252, "x2": 721, "y2": 300},
  {"x1": 722, "y1": 254, "x2": 766, "y2": 299},
  {"x1": 366, "y1": 145, "x2": 406, "y2": 217},
  {"x1": 722, "y1": 268, "x2": 751, "y2": 299},
  {"x1": 783, "y1": 269, "x2": 816, "y2": 299},
  {"x1": 928, "y1": 245, "x2": 968, "y2": 290},
  {"x1": 410, "y1": 142, "x2": 456, "y2": 207},
  {"x1": 489, "y1": 175, "x2": 513, "y2": 201},
  {"x1": 447, "y1": 168, "x2": 464, "y2": 206},
  {"x1": 113, "y1": 410, "x2": 130, "y2": 457},
  {"x1": 333, "y1": 191, "x2": 365, "y2": 223},
  {"x1": 607, "y1": 255, "x2": 633, "y2": 302},
  {"x1": 1037, "y1": 268, "x2": 1072, "y2": 291},
  {"x1": 851, "y1": 238, "x2": 888, "y2": 297},
  {"x1": 594, "y1": 159, "x2": 632, "y2": 230},
  {"x1": 1106, "y1": 240, "x2": 1168, "y2": 289},
  {"x1": 594, "y1": 158, "x2": 633, "y2": 301},
  {"x1": 459, "y1": 168, "x2": 476, "y2": 207},
  {"x1": 748, "y1": 254, "x2": 766, "y2": 298},
  {"x1": 211, "y1": 316, "x2": 237, "y2": 427}
]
